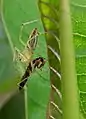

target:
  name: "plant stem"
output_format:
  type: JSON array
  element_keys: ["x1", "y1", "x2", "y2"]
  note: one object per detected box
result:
[{"x1": 59, "y1": 0, "x2": 79, "y2": 119}]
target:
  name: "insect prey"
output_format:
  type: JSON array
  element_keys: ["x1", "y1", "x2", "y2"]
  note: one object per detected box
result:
[{"x1": 18, "y1": 57, "x2": 46, "y2": 90}]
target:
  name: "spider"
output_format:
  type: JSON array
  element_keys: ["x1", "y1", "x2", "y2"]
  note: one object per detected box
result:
[
  {"x1": 14, "y1": 19, "x2": 47, "y2": 65},
  {"x1": 13, "y1": 19, "x2": 49, "y2": 90}
]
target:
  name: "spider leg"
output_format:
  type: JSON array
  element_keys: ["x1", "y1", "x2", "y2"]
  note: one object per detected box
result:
[
  {"x1": 13, "y1": 47, "x2": 28, "y2": 62},
  {"x1": 13, "y1": 47, "x2": 21, "y2": 61},
  {"x1": 19, "y1": 19, "x2": 39, "y2": 47}
]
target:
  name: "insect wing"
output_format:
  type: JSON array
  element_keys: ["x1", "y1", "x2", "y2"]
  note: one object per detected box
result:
[
  {"x1": 19, "y1": 78, "x2": 28, "y2": 90},
  {"x1": 18, "y1": 61, "x2": 33, "y2": 90}
]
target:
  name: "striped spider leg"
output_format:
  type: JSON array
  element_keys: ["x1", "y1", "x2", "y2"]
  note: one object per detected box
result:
[
  {"x1": 14, "y1": 19, "x2": 40, "y2": 64},
  {"x1": 18, "y1": 57, "x2": 46, "y2": 90}
]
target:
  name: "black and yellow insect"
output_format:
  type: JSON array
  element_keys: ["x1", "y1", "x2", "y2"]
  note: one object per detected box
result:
[{"x1": 18, "y1": 57, "x2": 46, "y2": 90}]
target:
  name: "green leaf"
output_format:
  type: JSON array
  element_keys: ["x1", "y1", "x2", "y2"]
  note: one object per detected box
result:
[
  {"x1": 38, "y1": 0, "x2": 86, "y2": 119},
  {"x1": 38, "y1": 0, "x2": 61, "y2": 119},
  {"x1": 71, "y1": 1, "x2": 86, "y2": 118},
  {"x1": 0, "y1": 0, "x2": 50, "y2": 119},
  {"x1": 0, "y1": 16, "x2": 18, "y2": 92}
]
